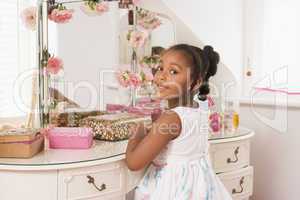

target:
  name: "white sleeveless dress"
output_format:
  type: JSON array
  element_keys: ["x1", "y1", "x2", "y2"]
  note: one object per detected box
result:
[{"x1": 134, "y1": 100, "x2": 232, "y2": 200}]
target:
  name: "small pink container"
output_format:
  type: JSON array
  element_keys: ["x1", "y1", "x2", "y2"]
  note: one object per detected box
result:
[
  {"x1": 106, "y1": 98, "x2": 162, "y2": 120},
  {"x1": 48, "y1": 127, "x2": 93, "y2": 149}
]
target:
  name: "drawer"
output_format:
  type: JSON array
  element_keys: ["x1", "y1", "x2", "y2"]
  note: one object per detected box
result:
[
  {"x1": 58, "y1": 162, "x2": 126, "y2": 200},
  {"x1": 218, "y1": 166, "x2": 253, "y2": 200},
  {"x1": 209, "y1": 139, "x2": 250, "y2": 173}
]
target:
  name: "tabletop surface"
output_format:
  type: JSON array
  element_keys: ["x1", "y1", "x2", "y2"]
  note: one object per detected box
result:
[{"x1": 0, "y1": 127, "x2": 253, "y2": 167}]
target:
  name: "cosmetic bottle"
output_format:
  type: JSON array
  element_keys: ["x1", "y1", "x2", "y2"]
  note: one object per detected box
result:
[
  {"x1": 208, "y1": 97, "x2": 222, "y2": 135},
  {"x1": 223, "y1": 101, "x2": 239, "y2": 135}
]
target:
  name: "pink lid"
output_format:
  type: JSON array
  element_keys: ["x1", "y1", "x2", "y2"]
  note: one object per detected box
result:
[{"x1": 48, "y1": 127, "x2": 92, "y2": 137}]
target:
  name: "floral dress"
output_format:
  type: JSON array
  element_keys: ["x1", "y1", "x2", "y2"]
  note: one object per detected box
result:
[{"x1": 134, "y1": 100, "x2": 232, "y2": 200}]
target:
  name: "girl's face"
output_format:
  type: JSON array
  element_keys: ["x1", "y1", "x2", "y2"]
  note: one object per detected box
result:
[{"x1": 154, "y1": 50, "x2": 195, "y2": 100}]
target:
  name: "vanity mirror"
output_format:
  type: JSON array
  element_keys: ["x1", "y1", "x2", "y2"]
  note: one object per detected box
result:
[{"x1": 37, "y1": 0, "x2": 176, "y2": 127}]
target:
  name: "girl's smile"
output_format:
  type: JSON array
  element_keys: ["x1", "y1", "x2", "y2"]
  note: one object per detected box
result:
[{"x1": 154, "y1": 50, "x2": 192, "y2": 101}]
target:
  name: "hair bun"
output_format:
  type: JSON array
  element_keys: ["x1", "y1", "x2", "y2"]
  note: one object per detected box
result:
[{"x1": 203, "y1": 45, "x2": 219, "y2": 78}]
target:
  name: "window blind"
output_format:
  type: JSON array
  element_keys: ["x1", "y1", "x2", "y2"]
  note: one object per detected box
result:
[{"x1": 0, "y1": 0, "x2": 37, "y2": 118}]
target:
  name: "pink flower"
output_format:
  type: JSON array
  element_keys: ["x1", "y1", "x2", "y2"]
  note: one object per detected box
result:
[
  {"x1": 96, "y1": 2, "x2": 109, "y2": 13},
  {"x1": 20, "y1": 6, "x2": 37, "y2": 31},
  {"x1": 128, "y1": 30, "x2": 149, "y2": 49},
  {"x1": 138, "y1": 17, "x2": 161, "y2": 30},
  {"x1": 80, "y1": 1, "x2": 109, "y2": 16},
  {"x1": 47, "y1": 57, "x2": 63, "y2": 74},
  {"x1": 137, "y1": 9, "x2": 162, "y2": 30},
  {"x1": 49, "y1": 8, "x2": 73, "y2": 23},
  {"x1": 130, "y1": 73, "x2": 142, "y2": 88},
  {"x1": 116, "y1": 65, "x2": 146, "y2": 88},
  {"x1": 116, "y1": 69, "x2": 131, "y2": 88}
]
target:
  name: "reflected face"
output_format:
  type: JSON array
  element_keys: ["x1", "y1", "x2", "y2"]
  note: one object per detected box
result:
[{"x1": 154, "y1": 50, "x2": 193, "y2": 100}]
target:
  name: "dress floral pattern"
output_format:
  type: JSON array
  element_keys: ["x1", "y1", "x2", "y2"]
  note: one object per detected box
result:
[{"x1": 134, "y1": 101, "x2": 232, "y2": 200}]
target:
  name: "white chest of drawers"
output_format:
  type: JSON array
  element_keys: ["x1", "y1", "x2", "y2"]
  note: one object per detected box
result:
[
  {"x1": 210, "y1": 130, "x2": 255, "y2": 200},
  {"x1": 0, "y1": 128, "x2": 254, "y2": 200}
]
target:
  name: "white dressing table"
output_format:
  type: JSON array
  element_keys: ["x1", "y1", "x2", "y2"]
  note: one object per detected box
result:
[{"x1": 0, "y1": 127, "x2": 254, "y2": 200}]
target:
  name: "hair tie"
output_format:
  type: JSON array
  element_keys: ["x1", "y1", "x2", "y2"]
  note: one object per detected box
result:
[{"x1": 198, "y1": 82, "x2": 209, "y2": 101}]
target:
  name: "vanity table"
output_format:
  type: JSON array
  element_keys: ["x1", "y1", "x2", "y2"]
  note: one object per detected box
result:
[
  {"x1": 0, "y1": 127, "x2": 254, "y2": 200},
  {"x1": 1, "y1": 0, "x2": 254, "y2": 199}
]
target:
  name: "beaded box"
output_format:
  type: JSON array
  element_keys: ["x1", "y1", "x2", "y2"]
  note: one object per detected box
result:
[{"x1": 80, "y1": 113, "x2": 151, "y2": 141}]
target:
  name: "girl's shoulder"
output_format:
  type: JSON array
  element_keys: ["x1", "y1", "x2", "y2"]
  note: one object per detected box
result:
[{"x1": 153, "y1": 109, "x2": 182, "y2": 137}]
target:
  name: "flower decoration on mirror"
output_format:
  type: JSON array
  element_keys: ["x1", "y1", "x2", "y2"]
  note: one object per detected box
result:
[
  {"x1": 47, "y1": 56, "x2": 64, "y2": 75},
  {"x1": 127, "y1": 30, "x2": 149, "y2": 49},
  {"x1": 48, "y1": 3, "x2": 74, "y2": 23},
  {"x1": 116, "y1": 66, "x2": 153, "y2": 89},
  {"x1": 140, "y1": 55, "x2": 160, "y2": 70},
  {"x1": 21, "y1": 6, "x2": 37, "y2": 31},
  {"x1": 116, "y1": 70, "x2": 142, "y2": 88},
  {"x1": 137, "y1": 8, "x2": 162, "y2": 31},
  {"x1": 129, "y1": 72, "x2": 143, "y2": 88},
  {"x1": 80, "y1": 0, "x2": 109, "y2": 16},
  {"x1": 116, "y1": 68, "x2": 132, "y2": 88}
]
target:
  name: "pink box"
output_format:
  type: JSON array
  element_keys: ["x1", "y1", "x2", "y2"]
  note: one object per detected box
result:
[
  {"x1": 106, "y1": 98, "x2": 162, "y2": 121},
  {"x1": 48, "y1": 127, "x2": 93, "y2": 149}
]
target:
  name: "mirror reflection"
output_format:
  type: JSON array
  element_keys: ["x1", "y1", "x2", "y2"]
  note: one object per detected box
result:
[{"x1": 46, "y1": 0, "x2": 176, "y2": 117}]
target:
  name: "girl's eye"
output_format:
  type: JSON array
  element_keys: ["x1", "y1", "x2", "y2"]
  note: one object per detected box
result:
[
  {"x1": 157, "y1": 66, "x2": 163, "y2": 71},
  {"x1": 170, "y1": 69, "x2": 178, "y2": 75}
]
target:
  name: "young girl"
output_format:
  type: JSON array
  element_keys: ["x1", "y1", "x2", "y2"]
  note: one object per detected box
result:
[{"x1": 126, "y1": 44, "x2": 232, "y2": 200}]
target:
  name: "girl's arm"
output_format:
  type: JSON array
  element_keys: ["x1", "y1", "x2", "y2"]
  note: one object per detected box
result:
[{"x1": 125, "y1": 110, "x2": 181, "y2": 171}]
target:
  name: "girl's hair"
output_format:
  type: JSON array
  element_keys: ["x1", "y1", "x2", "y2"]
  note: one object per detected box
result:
[{"x1": 168, "y1": 44, "x2": 220, "y2": 101}]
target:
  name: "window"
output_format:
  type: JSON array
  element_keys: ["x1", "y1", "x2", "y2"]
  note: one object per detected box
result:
[
  {"x1": 243, "y1": 0, "x2": 300, "y2": 104},
  {"x1": 0, "y1": 0, "x2": 37, "y2": 118}
]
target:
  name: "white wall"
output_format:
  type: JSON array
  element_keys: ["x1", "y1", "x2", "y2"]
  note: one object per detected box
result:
[
  {"x1": 242, "y1": 1, "x2": 300, "y2": 198},
  {"x1": 49, "y1": 2, "x2": 120, "y2": 110},
  {"x1": 240, "y1": 104, "x2": 300, "y2": 200},
  {"x1": 160, "y1": 1, "x2": 300, "y2": 199},
  {"x1": 163, "y1": 0, "x2": 244, "y2": 81}
]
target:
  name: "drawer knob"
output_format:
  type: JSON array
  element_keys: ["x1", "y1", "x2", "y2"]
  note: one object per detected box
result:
[
  {"x1": 87, "y1": 175, "x2": 106, "y2": 192},
  {"x1": 227, "y1": 147, "x2": 240, "y2": 163},
  {"x1": 232, "y1": 176, "x2": 244, "y2": 194}
]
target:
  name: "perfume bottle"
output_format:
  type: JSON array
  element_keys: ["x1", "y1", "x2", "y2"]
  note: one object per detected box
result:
[
  {"x1": 208, "y1": 97, "x2": 222, "y2": 135},
  {"x1": 223, "y1": 101, "x2": 239, "y2": 134}
]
